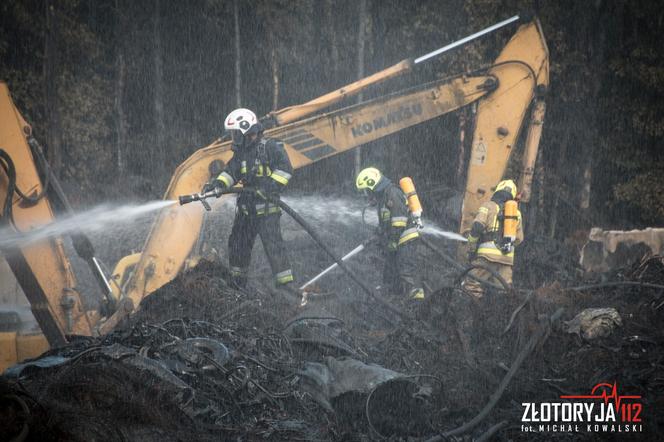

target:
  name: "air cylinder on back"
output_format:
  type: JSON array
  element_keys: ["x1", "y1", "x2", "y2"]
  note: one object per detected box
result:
[
  {"x1": 503, "y1": 199, "x2": 519, "y2": 242},
  {"x1": 399, "y1": 177, "x2": 423, "y2": 226}
]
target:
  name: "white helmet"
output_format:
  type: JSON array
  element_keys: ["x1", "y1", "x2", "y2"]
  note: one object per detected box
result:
[
  {"x1": 225, "y1": 108, "x2": 260, "y2": 146},
  {"x1": 225, "y1": 108, "x2": 258, "y2": 134}
]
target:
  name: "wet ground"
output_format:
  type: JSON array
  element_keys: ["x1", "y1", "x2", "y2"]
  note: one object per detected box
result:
[{"x1": 2, "y1": 203, "x2": 663, "y2": 441}]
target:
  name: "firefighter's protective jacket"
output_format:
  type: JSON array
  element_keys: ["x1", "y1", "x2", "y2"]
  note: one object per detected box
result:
[
  {"x1": 377, "y1": 182, "x2": 420, "y2": 250},
  {"x1": 215, "y1": 137, "x2": 292, "y2": 216},
  {"x1": 468, "y1": 200, "x2": 523, "y2": 265}
]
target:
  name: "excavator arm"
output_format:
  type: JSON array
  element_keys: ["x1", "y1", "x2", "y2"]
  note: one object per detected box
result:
[
  {"x1": 0, "y1": 83, "x2": 97, "y2": 345},
  {"x1": 1, "y1": 19, "x2": 549, "y2": 345},
  {"x1": 114, "y1": 20, "x2": 548, "y2": 322},
  {"x1": 461, "y1": 20, "x2": 549, "y2": 232},
  {"x1": 111, "y1": 74, "x2": 496, "y2": 326}
]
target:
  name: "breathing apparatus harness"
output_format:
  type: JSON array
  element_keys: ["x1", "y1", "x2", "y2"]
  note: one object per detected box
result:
[
  {"x1": 474, "y1": 192, "x2": 519, "y2": 255},
  {"x1": 399, "y1": 177, "x2": 423, "y2": 229},
  {"x1": 360, "y1": 175, "x2": 424, "y2": 228}
]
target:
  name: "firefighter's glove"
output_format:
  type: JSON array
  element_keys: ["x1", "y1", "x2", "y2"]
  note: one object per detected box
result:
[
  {"x1": 468, "y1": 242, "x2": 477, "y2": 262},
  {"x1": 497, "y1": 238, "x2": 514, "y2": 254},
  {"x1": 202, "y1": 180, "x2": 223, "y2": 194},
  {"x1": 467, "y1": 234, "x2": 478, "y2": 261},
  {"x1": 467, "y1": 248, "x2": 477, "y2": 262}
]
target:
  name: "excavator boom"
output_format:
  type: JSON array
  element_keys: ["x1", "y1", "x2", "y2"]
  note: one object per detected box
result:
[
  {"x1": 113, "y1": 74, "x2": 496, "y2": 324},
  {"x1": 1, "y1": 19, "x2": 549, "y2": 349},
  {"x1": 461, "y1": 20, "x2": 549, "y2": 231},
  {"x1": 117, "y1": 20, "x2": 548, "y2": 320},
  {"x1": 0, "y1": 83, "x2": 94, "y2": 345},
  {"x1": 268, "y1": 14, "x2": 521, "y2": 126}
]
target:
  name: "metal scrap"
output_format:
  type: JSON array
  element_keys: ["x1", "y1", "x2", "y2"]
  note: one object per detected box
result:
[{"x1": 563, "y1": 307, "x2": 622, "y2": 339}]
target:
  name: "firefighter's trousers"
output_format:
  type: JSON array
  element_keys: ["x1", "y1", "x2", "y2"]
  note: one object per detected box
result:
[
  {"x1": 382, "y1": 238, "x2": 423, "y2": 298},
  {"x1": 462, "y1": 256, "x2": 513, "y2": 299},
  {"x1": 228, "y1": 211, "x2": 293, "y2": 287},
  {"x1": 454, "y1": 256, "x2": 513, "y2": 365}
]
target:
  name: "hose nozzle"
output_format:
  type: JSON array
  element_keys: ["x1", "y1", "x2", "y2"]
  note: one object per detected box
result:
[
  {"x1": 178, "y1": 194, "x2": 197, "y2": 205},
  {"x1": 178, "y1": 187, "x2": 243, "y2": 211},
  {"x1": 178, "y1": 190, "x2": 220, "y2": 211}
]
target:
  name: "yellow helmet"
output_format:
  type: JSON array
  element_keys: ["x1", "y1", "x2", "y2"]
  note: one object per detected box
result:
[
  {"x1": 356, "y1": 167, "x2": 383, "y2": 192},
  {"x1": 494, "y1": 179, "x2": 517, "y2": 199}
]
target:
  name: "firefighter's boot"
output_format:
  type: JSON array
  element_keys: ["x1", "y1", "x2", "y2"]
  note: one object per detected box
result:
[{"x1": 229, "y1": 267, "x2": 248, "y2": 289}]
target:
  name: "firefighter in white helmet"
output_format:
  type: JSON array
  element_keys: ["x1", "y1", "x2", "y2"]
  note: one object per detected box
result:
[{"x1": 204, "y1": 108, "x2": 295, "y2": 290}]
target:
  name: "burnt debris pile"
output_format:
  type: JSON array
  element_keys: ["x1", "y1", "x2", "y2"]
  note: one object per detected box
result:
[
  {"x1": 2, "y1": 254, "x2": 664, "y2": 441},
  {"x1": 0, "y1": 261, "x2": 440, "y2": 441},
  {"x1": 496, "y1": 254, "x2": 664, "y2": 440}
]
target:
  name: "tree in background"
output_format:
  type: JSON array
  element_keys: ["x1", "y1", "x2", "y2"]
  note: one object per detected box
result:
[{"x1": 1, "y1": 0, "x2": 663, "y2": 233}]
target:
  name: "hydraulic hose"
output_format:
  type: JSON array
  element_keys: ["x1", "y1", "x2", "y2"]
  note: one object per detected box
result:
[
  {"x1": 22, "y1": 137, "x2": 52, "y2": 203},
  {"x1": 0, "y1": 139, "x2": 52, "y2": 223},
  {"x1": 0, "y1": 149, "x2": 17, "y2": 228}
]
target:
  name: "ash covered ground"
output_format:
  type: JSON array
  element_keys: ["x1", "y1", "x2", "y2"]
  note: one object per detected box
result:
[{"x1": 2, "y1": 196, "x2": 663, "y2": 441}]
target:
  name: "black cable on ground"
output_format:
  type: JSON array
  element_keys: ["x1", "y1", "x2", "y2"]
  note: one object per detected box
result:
[
  {"x1": 283, "y1": 316, "x2": 344, "y2": 329},
  {"x1": 424, "y1": 308, "x2": 564, "y2": 442},
  {"x1": 475, "y1": 420, "x2": 508, "y2": 442},
  {"x1": 562, "y1": 281, "x2": 664, "y2": 293},
  {"x1": 365, "y1": 383, "x2": 387, "y2": 440},
  {"x1": 2, "y1": 393, "x2": 31, "y2": 442},
  {"x1": 503, "y1": 289, "x2": 535, "y2": 335}
]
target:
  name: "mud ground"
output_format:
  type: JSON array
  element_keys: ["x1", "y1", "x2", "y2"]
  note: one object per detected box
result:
[{"x1": 2, "y1": 206, "x2": 663, "y2": 441}]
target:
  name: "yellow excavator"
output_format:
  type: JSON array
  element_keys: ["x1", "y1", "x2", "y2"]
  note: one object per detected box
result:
[{"x1": 0, "y1": 18, "x2": 548, "y2": 369}]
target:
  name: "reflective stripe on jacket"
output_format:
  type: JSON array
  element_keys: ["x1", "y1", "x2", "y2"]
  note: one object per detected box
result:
[
  {"x1": 377, "y1": 184, "x2": 419, "y2": 249},
  {"x1": 217, "y1": 138, "x2": 293, "y2": 217},
  {"x1": 472, "y1": 200, "x2": 523, "y2": 265}
]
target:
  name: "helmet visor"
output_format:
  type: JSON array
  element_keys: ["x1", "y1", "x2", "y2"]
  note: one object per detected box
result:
[
  {"x1": 229, "y1": 130, "x2": 244, "y2": 145},
  {"x1": 362, "y1": 188, "x2": 378, "y2": 206}
]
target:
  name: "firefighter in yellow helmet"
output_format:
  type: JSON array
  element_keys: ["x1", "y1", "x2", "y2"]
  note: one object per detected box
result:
[
  {"x1": 356, "y1": 167, "x2": 425, "y2": 301},
  {"x1": 463, "y1": 179, "x2": 523, "y2": 297},
  {"x1": 454, "y1": 179, "x2": 523, "y2": 367}
]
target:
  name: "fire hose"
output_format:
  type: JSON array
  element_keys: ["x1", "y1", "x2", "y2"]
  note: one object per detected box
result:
[
  {"x1": 179, "y1": 187, "x2": 409, "y2": 321},
  {"x1": 419, "y1": 236, "x2": 510, "y2": 293}
]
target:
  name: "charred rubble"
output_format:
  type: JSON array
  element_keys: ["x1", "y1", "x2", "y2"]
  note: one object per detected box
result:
[{"x1": 1, "y1": 249, "x2": 663, "y2": 441}]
